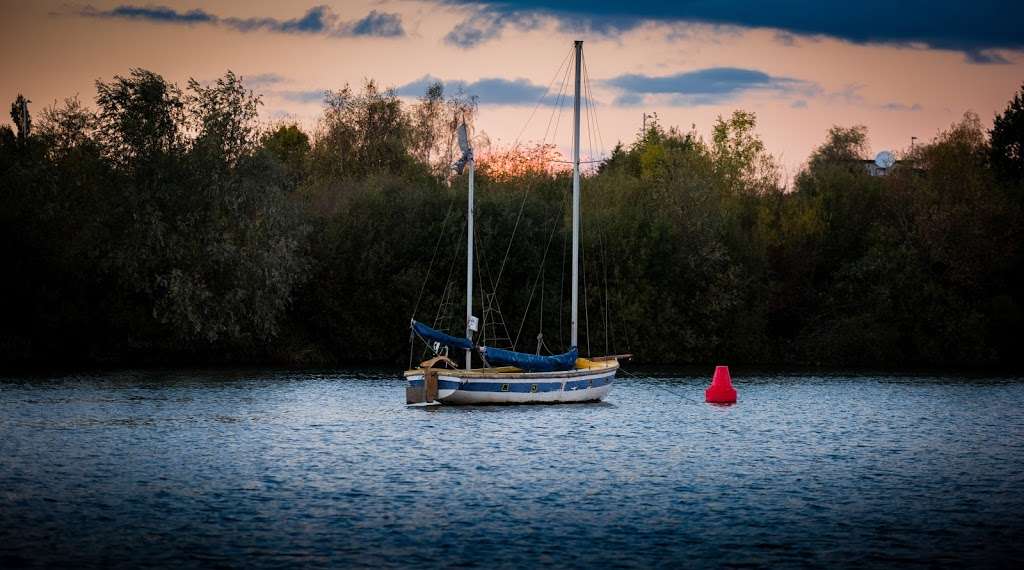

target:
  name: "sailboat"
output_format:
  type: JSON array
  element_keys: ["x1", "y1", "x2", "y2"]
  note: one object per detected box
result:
[{"x1": 405, "y1": 41, "x2": 623, "y2": 405}]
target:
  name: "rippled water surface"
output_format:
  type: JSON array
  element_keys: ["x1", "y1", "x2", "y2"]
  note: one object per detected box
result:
[{"x1": 2, "y1": 369, "x2": 1023, "y2": 568}]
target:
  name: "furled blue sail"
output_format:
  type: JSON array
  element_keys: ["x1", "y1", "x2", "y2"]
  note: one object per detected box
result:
[
  {"x1": 480, "y1": 346, "x2": 578, "y2": 372},
  {"x1": 411, "y1": 320, "x2": 473, "y2": 351}
]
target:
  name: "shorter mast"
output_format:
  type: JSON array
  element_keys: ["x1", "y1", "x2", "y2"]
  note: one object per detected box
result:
[
  {"x1": 570, "y1": 40, "x2": 582, "y2": 350},
  {"x1": 457, "y1": 122, "x2": 476, "y2": 370},
  {"x1": 465, "y1": 156, "x2": 475, "y2": 370}
]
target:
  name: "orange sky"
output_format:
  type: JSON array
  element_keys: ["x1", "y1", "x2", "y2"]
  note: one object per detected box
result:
[{"x1": 3, "y1": 0, "x2": 1022, "y2": 181}]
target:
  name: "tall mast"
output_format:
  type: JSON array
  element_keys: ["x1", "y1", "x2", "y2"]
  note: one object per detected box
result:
[
  {"x1": 570, "y1": 40, "x2": 582, "y2": 350},
  {"x1": 465, "y1": 150, "x2": 475, "y2": 369}
]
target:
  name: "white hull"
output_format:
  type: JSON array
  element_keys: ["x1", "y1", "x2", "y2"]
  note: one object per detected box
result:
[{"x1": 404, "y1": 360, "x2": 618, "y2": 405}]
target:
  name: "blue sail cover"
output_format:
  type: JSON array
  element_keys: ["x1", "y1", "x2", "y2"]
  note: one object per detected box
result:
[
  {"x1": 412, "y1": 320, "x2": 473, "y2": 351},
  {"x1": 480, "y1": 346, "x2": 578, "y2": 372}
]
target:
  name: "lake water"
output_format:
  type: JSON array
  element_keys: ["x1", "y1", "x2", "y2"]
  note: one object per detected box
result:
[{"x1": 1, "y1": 369, "x2": 1022, "y2": 568}]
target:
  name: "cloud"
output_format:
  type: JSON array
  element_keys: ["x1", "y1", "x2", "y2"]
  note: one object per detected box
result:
[
  {"x1": 276, "y1": 90, "x2": 327, "y2": 104},
  {"x1": 244, "y1": 73, "x2": 288, "y2": 89},
  {"x1": 76, "y1": 5, "x2": 405, "y2": 38},
  {"x1": 396, "y1": 75, "x2": 588, "y2": 106},
  {"x1": 790, "y1": 99, "x2": 808, "y2": 109},
  {"x1": 774, "y1": 31, "x2": 797, "y2": 47},
  {"x1": 613, "y1": 93, "x2": 645, "y2": 107},
  {"x1": 963, "y1": 49, "x2": 1011, "y2": 65},
  {"x1": 827, "y1": 83, "x2": 866, "y2": 106},
  {"x1": 604, "y1": 67, "x2": 819, "y2": 106},
  {"x1": 435, "y1": 1, "x2": 1024, "y2": 62},
  {"x1": 822, "y1": 85, "x2": 923, "y2": 111},
  {"x1": 89, "y1": 5, "x2": 216, "y2": 24},
  {"x1": 880, "y1": 102, "x2": 923, "y2": 112},
  {"x1": 444, "y1": 10, "x2": 541, "y2": 48},
  {"x1": 348, "y1": 10, "x2": 404, "y2": 37}
]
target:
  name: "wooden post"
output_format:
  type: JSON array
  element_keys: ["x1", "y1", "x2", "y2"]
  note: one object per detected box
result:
[{"x1": 425, "y1": 369, "x2": 439, "y2": 402}]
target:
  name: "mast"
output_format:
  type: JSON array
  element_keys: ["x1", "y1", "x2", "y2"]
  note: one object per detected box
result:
[
  {"x1": 570, "y1": 40, "x2": 582, "y2": 350},
  {"x1": 465, "y1": 148, "x2": 475, "y2": 370}
]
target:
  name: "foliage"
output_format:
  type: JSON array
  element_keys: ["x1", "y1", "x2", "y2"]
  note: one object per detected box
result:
[
  {"x1": 10, "y1": 94, "x2": 31, "y2": 141},
  {"x1": 477, "y1": 143, "x2": 567, "y2": 180},
  {"x1": 0, "y1": 71, "x2": 1021, "y2": 368},
  {"x1": 990, "y1": 83, "x2": 1024, "y2": 191},
  {"x1": 261, "y1": 123, "x2": 310, "y2": 192}
]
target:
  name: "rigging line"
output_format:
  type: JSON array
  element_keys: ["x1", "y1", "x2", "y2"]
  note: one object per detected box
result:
[
  {"x1": 586, "y1": 69, "x2": 602, "y2": 174},
  {"x1": 581, "y1": 53, "x2": 596, "y2": 174},
  {"x1": 512, "y1": 201, "x2": 564, "y2": 350},
  {"x1": 475, "y1": 202, "x2": 517, "y2": 348},
  {"x1": 548, "y1": 159, "x2": 604, "y2": 164},
  {"x1": 541, "y1": 57, "x2": 572, "y2": 151},
  {"x1": 425, "y1": 222, "x2": 464, "y2": 360},
  {"x1": 584, "y1": 55, "x2": 605, "y2": 163},
  {"x1": 582, "y1": 54, "x2": 606, "y2": 161},
  {"x1": 495, "y1": 55, "x2": 586, "y2": 280},
  {"x1": 512, "y1": 46, "x2": 574, "y2": 150},
  {"x1": 474, "y1": 223, "x2": 488, "y2": 347},
  {"x1": 548, "y1": 59, "x2": 573, "y2": 156},
  {"x1": 411, "y1": 194, "x2": 456, "y2": 320},
  {"x1": 537, "y1": 254, "x2": 545, "y2": 354},
  {"x1": 586, "y1": 87, "x2": 596, "y2": 175},
  {"x1": 558, "y1": 212, "x2": 567, "y2": 350},
  {"x1": 582, "y1": 214, "x2": 591, "y2": 357},
  {"x1": 601, "y1": 228, "x2": 616, "y2": 354},
  {"x1": 600, "y1": 228, "x2": 610, "y2": 355},
  {"x1": 481, "y1": 227, "x2": 513, "y2": 349},
  {"x1": 433, "y1": 223, "x2": 465, "y2": 330},
  {"x1": 491, "y1": 182, "x2": 531, "y2": 297}
]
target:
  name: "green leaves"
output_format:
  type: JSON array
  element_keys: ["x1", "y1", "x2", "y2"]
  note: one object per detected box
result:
[{"x1": 1, "y1": 72, "x2": 1022, "y2": 367}]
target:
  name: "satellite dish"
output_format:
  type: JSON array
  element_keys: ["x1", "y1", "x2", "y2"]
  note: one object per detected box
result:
[{"x1": 875, "y1": 150, "x2": 895, "y2": 169}]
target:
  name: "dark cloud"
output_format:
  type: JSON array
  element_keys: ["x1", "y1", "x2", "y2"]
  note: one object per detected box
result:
[
  {"x1": 95, "y1": 5, "x2": 216, "y2": 24},
  {"x1": 76, "y1": 4, "x2": 405, "y2": 38},
  {"x1": 349, "y1": 11, "x2": 405, "y2": 37},
  {"x1": 604, "y1": 67, "x2": 819, "y2": 106},
  {"x1": 437, "y1": 1, "x2": 1023, "y2": 63},
  {"x1": 444, "y1": 11, "x2": 541, "y2": 48},
  {"x1": 397, "y1": 75, "x2": 587, "y2": 106}
]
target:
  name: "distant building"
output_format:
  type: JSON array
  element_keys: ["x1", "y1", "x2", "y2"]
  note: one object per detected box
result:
[
  {"x1": 858, "y1": 150, "x2": 920, "y2": 177},
  {"x1": 860, "y1": 159, "x2": 906, "y2": 176}
]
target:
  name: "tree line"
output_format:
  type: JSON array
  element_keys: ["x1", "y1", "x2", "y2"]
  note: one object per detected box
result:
[{"x1": 1, "y1": 70, "x2": 1022, "y2": 368}]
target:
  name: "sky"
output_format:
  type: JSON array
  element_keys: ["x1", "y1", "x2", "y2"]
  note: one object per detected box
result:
[{"x1": 3, "y1": 0, "x2": 1023, "y2": 180}]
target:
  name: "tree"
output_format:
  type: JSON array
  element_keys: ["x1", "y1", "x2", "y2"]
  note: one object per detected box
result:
[
  {"x1": 187, "y1": 71, "x2": 261, "y2": 166},
  {"x1": 711, "y1": 110, "x2": 780, "y2": 196},
  {"x1": 37, "y1": 97, "x2": 96, "y2": 158},
  {"x1": 261, "y1": 123, "x2": 311, "y2": 192},
  {"x1": 808, "y1": 125, "x2": 868, "y2": 168},
  {"x1": 312, "y1": 80, "x2": 412, "y2": 180},
  {"x1": 10, "y1": 94, "x2": 31, "y2": 141},
  {"x1": 990, "y1": 82, "x2": 1024, "y2": 189},
  {"x1": 95, "y1": 69, "x2": 183, "y2": 170}
]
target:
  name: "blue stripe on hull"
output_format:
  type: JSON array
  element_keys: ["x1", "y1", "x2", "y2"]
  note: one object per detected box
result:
[{"x1": 407, "y1": 373, "x2": 614, "y2": 393}]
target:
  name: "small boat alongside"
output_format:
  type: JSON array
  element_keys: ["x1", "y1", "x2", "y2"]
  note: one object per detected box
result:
[{"x1": 404, "y1": 41, "x2": 624, "y2": 405}]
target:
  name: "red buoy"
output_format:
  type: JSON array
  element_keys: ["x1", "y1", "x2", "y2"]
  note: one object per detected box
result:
[{"x1": 705, "y1": 365, "x2": 737, "y2": 404}]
